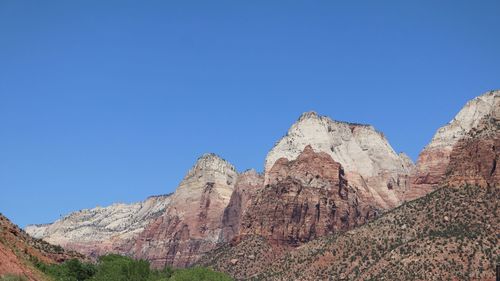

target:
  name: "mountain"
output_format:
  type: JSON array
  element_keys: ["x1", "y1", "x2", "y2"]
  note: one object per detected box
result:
[
  {"x1": 26, "y1": 153, "x2": 238, "y2": 269},
  {"x1": 0, "y1": 213, "x2": 84, "y2": 280},
  {"x1": 198, "y1": 90, "x2": 499, "y2": 280},
  {"x1": 27, "y1": 112, "x2": 417, "y2": 268},
  {"x1": 25, "y1": 90, "x2": 499, "y2": 277},
  {"x1": 217, "y1": 112, "x2": 420, "y2": 247},
  {"x1": 236, "y1": 145, "x2": 377, "y2": 247},
  {"x1": 200, "y1": 184, "x2": 499, "y2": 281},
  {"x1": 26, "y1": 194, "x2": 171, "y2": 259},
  {"x1": 126, "y1": 153, "x2": 238, "y2": 268},
  {"x1": 413, "y1": 90, "x2": 499, "y2": 188},
  {"x1": 265, "y1": 111, "x2": 414, "y2": 210}
]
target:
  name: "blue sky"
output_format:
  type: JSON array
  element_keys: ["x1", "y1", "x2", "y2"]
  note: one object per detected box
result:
[{"x1": 1, "y1": 1, "x2": 499, "y2": 227}]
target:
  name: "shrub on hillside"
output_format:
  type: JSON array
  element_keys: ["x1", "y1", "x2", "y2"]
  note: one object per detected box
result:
[
  {"x1": 0, "y1": 275, "x2": 28, "y2": 281},
  {"x1": 35, "y1": 254, "x2": 232, "y2": 281}
]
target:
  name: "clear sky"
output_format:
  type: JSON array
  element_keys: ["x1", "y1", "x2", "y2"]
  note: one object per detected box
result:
[{"x1": 1, "y1": 0, "x2": 499, "y2": 227}]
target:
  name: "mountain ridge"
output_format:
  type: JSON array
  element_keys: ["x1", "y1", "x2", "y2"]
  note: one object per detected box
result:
[{"x1": 23, "y1": 90, "x2": 499, "y2": 277}]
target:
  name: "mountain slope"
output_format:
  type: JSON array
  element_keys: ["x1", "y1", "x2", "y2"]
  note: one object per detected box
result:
[
  {"x1": 201, "y1": 185, "x2": 499, "y2": 281},
  {"x1": 25, "y1": 194, "x2": 172, "y2": 259},
  {"x1": 0, "y1": 213, "x2": 84, "y2": 280}
]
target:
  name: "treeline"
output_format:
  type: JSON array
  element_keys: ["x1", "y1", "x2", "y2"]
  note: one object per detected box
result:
[{"x1": 1, "y1": 254, "x2": 232, "y2": 281}]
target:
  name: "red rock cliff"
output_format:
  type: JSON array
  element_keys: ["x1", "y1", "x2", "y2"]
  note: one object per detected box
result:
[{"x1": 238, "y1": 145, "x2": 375, "y2": 246}]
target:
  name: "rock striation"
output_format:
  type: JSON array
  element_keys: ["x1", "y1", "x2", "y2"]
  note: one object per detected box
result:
[
  {"x1": 265, "y1": 111, "x2": 414, "y2": 210},
  {"x1": 126, "y1": 153, "x2": 238, "y2": 268},
  {"x1": 219, "y1": 169, "x2": 264, "y2": 243},
  {"x1": 414, "y1": 90, "x2": 499, "y2": 188},
  {"x1": 26, "y1": 153, "x2": 238, "y2": 268},
  {"x1": 26, "y1": 194, "x2": 172, "y2": 258},
  {"x1": 238, "y1": 146, "x2": 376, "y2": 246},
  {"x1": 24, "y1": 90, "x2": 499, "y2": 274},
  {"x1": 445, "y1": 96, "x2": 499, "y2": 187}
]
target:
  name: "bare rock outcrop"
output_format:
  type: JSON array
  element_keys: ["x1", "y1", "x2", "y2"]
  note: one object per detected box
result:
[
  {"x1": 445, "y1": 103, "x2": 499, "y2": 187},
  {"x1": 238, "y1": 146, "x2": 375, "y2": 246},
  {"x1": 26, "y1": 194, "x2": 172, "y2": 258},
  {"x1": 413, "y1": 90, "x2": 499, "y2": 188},
  {"x1": 219, "y1": 169, "x2": 263, "y2": 243},
  {"x1": 265, "y1": 111, "x2": 414, "y2": 210},
  {"x1": 127, "y1": 153, "x2": 238, "y2": 268}
]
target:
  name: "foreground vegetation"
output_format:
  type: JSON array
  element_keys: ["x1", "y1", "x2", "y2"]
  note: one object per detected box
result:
[{"x1": 13, "y1": 254, "x2": 232, "y2": 281}]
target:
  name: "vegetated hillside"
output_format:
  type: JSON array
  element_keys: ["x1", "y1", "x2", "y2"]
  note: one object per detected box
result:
[
  {"x1": 202, "y1": 185, "x2": 499, "y2": 281},
  {"x1": 0, "y1": 213, "x2": 84, "y2": 280},
  {"x1": 198, "y1": 235, "x2": 290, "y2": 280}
]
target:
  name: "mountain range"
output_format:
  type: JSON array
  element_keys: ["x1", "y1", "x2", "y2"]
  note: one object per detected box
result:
[{"x1": 1, "y1": 90, "x2": 498, "y2": 280}]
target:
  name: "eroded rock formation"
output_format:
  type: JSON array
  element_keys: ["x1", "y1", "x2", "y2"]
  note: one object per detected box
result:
[
  {"x1": 26, "y1": 153, "x2": 238, "y2": 268},
  {"x1": 238, "y1": 146, "x2": 376, "y2": 246},
  {"x1": 413, "y1": 90, "x2": 499, "y2": 188},
  {"x1": 26, "y1": 194, "x2": 172, "y2": 258},
  {"x1": 25, "y1": 90, "x2": 499, "y2": 272},
  {"x1": 126, "y1": 153, "x2": 237, "y2": 268},
  {"x1": 265, "y1": 112, "x2": 414, "y2": 210},
  {"x1": 445, "y1": 100, "x2": 499, "y2": 187},
  {"x1": 219, "y1": 170, "x2": 264, "y2": 243}
]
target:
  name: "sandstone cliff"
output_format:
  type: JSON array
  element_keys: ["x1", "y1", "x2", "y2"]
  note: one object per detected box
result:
[
  {"x1": 199, "y1": 90, "x2": 500, "y2": 280},
  {"x1": 445, "y1": 96, "x2": 499, "y2": 187},
  {"x1": 26, "y1": 153, "x2": 238, "y2": 268},
  {"x1": 238, "y1": 146, "x2": 376, "y2": 246},
  {"x1": 24, "y1": 90, "x2": 499, "y2": 274},
  {"x1": 26, "y1": 193, "x2": 172, "y2": 258},
  {"x1": 414, "y1": 90, "x2": 499, "y2": 187},
  {"x1": 265, "y1": 112, "x2": 414, "y2": 210},
  {"x1": 126, "y1": 153, "x2": 237, "y2": 268},
  {"x1": 219, "y1": 170, "x2": 264, "y2": 243}
]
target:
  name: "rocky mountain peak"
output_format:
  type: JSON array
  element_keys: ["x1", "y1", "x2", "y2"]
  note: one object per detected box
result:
[
  {"x1": 297, "y1": 111, "x2": 320, "y2": 121},
  {"x1": 425, "y1": 90, "x2": 499, "y2": 150},
  {"x1": 264, "y1": 112, "x2": 413, "y2": 209},
  {"x1": 413, "y1": 90, "x2": 499, "y2": 187},
  {"x1": 265, "y1": 112, "x2": 407, "y2": 177},
  {"x1": 182, "y1": 153, "x2": 237, "y2": 183}
]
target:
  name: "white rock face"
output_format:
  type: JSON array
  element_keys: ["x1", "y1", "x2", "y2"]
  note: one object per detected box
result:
[
  {"x1": 265, "y1": 112, "x2": 412, "y2": 176},
  {"x1": 423, "y1": 91, "x2": 499, "y2": 151},
  {"x1": 265, "y1": 112, "x2": 414, "y2": 209},
  {"x1": 25, "y1": 195, "x2": 171, "y2": 254},
  {"x1": 174, "y1": 153, "x2": 237, "y2": 206}
]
